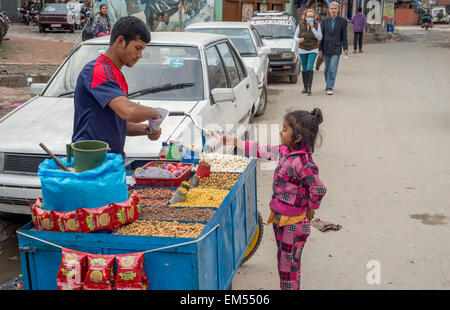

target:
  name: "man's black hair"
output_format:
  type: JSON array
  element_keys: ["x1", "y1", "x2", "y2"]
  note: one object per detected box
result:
[
  {"x1": 357, "y1": 7, "x2": 363, "y2": 13},
  {"x1": 110, "y1": 16, "x2": 151, "y2": 46}
]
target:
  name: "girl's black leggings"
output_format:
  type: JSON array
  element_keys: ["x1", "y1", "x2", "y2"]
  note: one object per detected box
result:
[{"x1": 354, "y1": 32, "x2": 363, "y2": 51}]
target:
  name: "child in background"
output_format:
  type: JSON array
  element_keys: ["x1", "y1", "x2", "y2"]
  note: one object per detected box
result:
[{"x1": 213, "y1": 109, "x2": 327, "y2": 290}]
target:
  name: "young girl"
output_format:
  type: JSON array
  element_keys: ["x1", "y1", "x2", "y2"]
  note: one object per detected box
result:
[{"x1": 213, "y1": 109, "x2": 327, "y2": 290}]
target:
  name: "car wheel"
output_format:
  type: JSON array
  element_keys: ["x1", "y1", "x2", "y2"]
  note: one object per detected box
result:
[
  {"x1": 70, "y1": 26, "x2": 75, "y2": 33},
  {"x1": 289, "y1": 74, "x2": 298, "y2": 83},
  {"x1": 255, "y1": 85, "x2": 267, "y2": 116}
]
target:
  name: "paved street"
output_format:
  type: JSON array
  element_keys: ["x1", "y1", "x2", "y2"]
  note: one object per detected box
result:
[
  {"x1": 0, "y1": 24, "x2": 449, "y2": 289},
  {"x1": 233, "y1": 27, "x2": 450, "y2": 289}
]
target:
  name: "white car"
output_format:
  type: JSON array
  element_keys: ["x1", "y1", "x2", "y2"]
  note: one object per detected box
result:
[
  {"x1": 185, "y1": 21, "x2": 271, "y2": 116},
  {"x1": 0, "y1": 32, "x2": 259, "y2": 214},
  {"x1": 249, "y1": 11, "x2": 300, "y2": 83}
]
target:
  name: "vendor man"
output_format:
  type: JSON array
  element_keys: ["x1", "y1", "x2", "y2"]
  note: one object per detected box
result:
[{"x1": 72, "y1": 16, "x2": 161, "y2": 158}]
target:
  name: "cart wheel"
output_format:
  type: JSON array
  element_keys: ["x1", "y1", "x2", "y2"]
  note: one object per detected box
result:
[{"x1": 241, "y1": 211, "x2": 264, "y2": 265}]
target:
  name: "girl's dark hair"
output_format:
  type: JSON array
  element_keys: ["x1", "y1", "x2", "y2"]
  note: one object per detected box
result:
[
  {"x1": 110, "y1": 16, "x2": 151, "y2": 46},
  {"x1": 284, "y1": 108, "x2": 323, "y2": 153}
]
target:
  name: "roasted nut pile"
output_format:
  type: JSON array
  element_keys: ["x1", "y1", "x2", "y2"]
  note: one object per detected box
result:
[
  {"x1": 113, "y1": 220, "x2": 205, "y2": 239},
  {"x1": 197, "y1": 173, "x2": 241, "y2": 189},
  {"x1": 170, "y1": 188, "x2": 229, "y2": 208},
  {"x1": 140, "y1": 197, "x2": 169, "y2": 207},
  {"x1": 198, "y1": 153, "x2": 251, "y2": 172},
  {"x1": 135, "y1": 188, "x2": 175, "y2": 199},
  {"x1": 136, "y1": 188, "x2": 175, "y2": 207},
  {"x1": 140, "y1": 206, "x2": 216, "y2": 222}
]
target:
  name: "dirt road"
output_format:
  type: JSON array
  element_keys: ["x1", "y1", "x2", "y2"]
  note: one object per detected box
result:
[{"x1": 232, "y1": 27, "x2": 450, "y2": 290}]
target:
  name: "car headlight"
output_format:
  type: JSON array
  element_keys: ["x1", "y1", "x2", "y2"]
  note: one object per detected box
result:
[
  {"x1": 0, "y1": 152, "x2": 4, "y2": 172},
  {"x1": 282, "y1": 52, "x2": 294, "y2": 59}
]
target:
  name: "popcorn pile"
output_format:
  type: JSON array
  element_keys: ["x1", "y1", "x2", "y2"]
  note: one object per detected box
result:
[{"x1": 197, "y1": 153, "x2": 251, "y2": 173}]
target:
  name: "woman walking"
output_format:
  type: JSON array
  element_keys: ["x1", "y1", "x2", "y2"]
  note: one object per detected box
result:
[
  {"x1": 294, "y1": 9, "x2": 323, "y2": 95},
  {"x1": 92, "y1": 4, "x2": 111, "y2": 38}
]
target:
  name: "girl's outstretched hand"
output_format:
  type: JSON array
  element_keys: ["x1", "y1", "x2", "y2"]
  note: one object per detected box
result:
[{"x1": 211, "y1": 132, "x2": 235, "y2": 146}]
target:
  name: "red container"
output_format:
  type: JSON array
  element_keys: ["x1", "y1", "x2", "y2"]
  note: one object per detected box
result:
[
  {"x1": 132, "y1": 162, "x2": 193, "y2": 187},
  {"x1": 197, "y1": 164, "x2": 211, "y2": 179}
]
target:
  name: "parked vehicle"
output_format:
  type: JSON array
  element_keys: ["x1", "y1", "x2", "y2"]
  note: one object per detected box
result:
[
  {"x1": 249, "y1": 11, "x2": 300, "y2": 83},
  {"x1": 18, "y1": 6, "x2": 31, "y2": 25},
  {"x1": 421, "y1": 10, "x2": 434, "y2": 30},
  {"x1": 185, "y1": 21, "x2": 271, "y2": 117},
  {"x1": 0, "y1": 32, "x2": 260, "y2": 214},
  {"x1": 38, "y1": 3, "x2": 75, "y2": 33},
  {"x1": 432, "y1": 6, "x2": 449, "y2": 24},
  {"x1": 0, "y1": 10, "x2": 10, "y2": 44}
]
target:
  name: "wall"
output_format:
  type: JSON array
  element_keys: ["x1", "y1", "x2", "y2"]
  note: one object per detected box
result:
[{"x1": 395, "y1": 8, "x2": 418, "y2": 25}]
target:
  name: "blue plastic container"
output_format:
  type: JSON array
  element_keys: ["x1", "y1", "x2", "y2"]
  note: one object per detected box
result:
[
  {"x1": 38, "y1": 153, "x2": 128, "y2": 212},
  {"x1": 17, "y1": 159, "x2": 258, "y2": 290}
]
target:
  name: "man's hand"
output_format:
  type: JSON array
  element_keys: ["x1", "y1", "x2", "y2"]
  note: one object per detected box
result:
[
  {"x1": 344, "y1": 50, "x2": 349, "y2": 56},
  {"x1": 145, "y1": 126, "x2": 161, "y2": 141},
  {"x1": 306, "y1": 208, "x2": 315, "y2": 221},
  {"x1": 318, "y1": 51, "x2": 323, "y2": 58},
  {"x1": 299, "y1": 38, "x2": 305, "y2": 43}
]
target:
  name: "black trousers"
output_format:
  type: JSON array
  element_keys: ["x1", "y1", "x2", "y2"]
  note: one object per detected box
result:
[{"x1": 353, "y1": 32, "x2": 363, "y2": 51}]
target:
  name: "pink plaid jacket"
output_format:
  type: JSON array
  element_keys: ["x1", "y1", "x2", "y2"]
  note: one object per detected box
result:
[{"x1": 245, "y1": 140, "x2": 327, "y2": 216}]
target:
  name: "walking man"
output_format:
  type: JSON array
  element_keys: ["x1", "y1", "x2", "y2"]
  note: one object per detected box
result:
[
  {"x1": 318, "y1": 2, "x2": 348, "y2": 95},
  {"x1": 351, "y1": 7, "x2": 368, "y2": 53}
]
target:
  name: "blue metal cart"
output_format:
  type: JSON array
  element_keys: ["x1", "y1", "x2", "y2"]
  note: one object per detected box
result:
[{"x1": 17, "y1": 158, "x2": 260, "y2": 290}]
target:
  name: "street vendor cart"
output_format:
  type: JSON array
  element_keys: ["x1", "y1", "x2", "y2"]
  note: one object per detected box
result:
[{"x1": 17, "y1": 155, "x2": 262, "y2": 290}]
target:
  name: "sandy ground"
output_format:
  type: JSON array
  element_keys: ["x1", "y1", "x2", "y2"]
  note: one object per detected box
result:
[{"x1": 232, "y1": 28, "x2": 450, "y2": 290}]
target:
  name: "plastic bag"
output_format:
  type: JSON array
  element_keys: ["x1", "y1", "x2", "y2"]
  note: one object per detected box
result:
[{"x1": 38, "y1": 153, "x2": 128, "y2": 212}]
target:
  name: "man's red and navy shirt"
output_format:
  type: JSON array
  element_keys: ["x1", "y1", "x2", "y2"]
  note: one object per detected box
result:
[{"x1": 72, "y1": 54, "x2": 129, "y2": 157}]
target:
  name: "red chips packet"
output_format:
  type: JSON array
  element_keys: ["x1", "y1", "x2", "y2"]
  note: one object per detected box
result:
[
  {"x1": 53, "y1": 210, "x2": 79, "y2": 232},
  {"x1": 110, "y1": 190, "x2": 141, "y2": 230},
  {"x1": 56, "y1": 248, "x2": 87, "y2": 290},
  {"x1": 30, "y1": 198, "x2": 57, "y2": 231},
  {"x1": 115, "y1": 252, "x2": 149, "y2": 290},
  {"x1": 83, "y1": 254, "x2": 115, "y2": 290},
  {"x1": 77, "y1": 205, "x2": 112, "y2": 233}
]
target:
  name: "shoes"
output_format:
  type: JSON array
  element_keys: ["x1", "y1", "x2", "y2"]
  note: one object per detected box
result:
[
  {"x1": 359, "y1": 50, "x2": 363, "y2": 53},
  {"x1": 301, "y1": 72, "x2": 307, "y2": 93},
  {"x1": 353, "y1": 50, "x2": 357, "y2": 53},
  {"x1": 306, "y1": 71, "x2": 314, "y2": 95},
  {"x1": 326, "y1": 89, "x2": 333, "y2": 95}
]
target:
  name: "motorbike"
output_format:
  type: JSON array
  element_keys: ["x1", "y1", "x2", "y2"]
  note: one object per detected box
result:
[
  {"x1": 18, "y1": 7, "x2": 31, "y2": 25},
  {"x1": 79, "y1": 6, "x2": 92, "y2": 29},
  {"x1": 0, "y1": 11, "x2": 10, "y2": 44},
  {"x1": 421, "y1": 13, "x2": 434, "y2": 31}
]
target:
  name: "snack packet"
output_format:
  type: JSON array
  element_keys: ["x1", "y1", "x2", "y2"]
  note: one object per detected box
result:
[
  {"x1": 110, "y1": 190, "x2": 141, "y2": 230},
  {"x1": 53, "y1": 210, "x2": 79, "y2": 232},
  {"x1": 56, "y1": 248, "x2": 87, "y2": 290},
  {"x1": 30, "y1": 198, "x2": 57, "y2": 231},
  {"x1": 77, "y1": 205, "x2": 112, "y2": 233},
  {"x1": 83, "y1": 254, "x2": 115, "y2": 290},
  {"x1": 115, "y1": 252, "x2": 149, "y2": 290}
]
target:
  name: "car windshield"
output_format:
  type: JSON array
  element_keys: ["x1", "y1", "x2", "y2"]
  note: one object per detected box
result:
[
  {"x1": 250, "y1": 20, "x2": 295, "y2": 39},
  {"x1": 43, "y1": 4, "x2": 68, "y2": 13},
  {"x1": 43, "y1": 44, "x2": 204, "y2": 101},
  {"x1": 186, "y1": 28, "x2": 257, "y2": 56}
]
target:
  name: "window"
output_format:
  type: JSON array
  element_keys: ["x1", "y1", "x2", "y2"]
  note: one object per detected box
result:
[
  {"x1": 205, "y1": 46, "x2": 228, "y2": 90},
  {"x1": 252, "y1": 28, "x2": 263, "y2": 48},
  {"x1": 217, "y1": 43, "x2": 240, "y2": 88},
  {"x1": 229, "y1": 44, "x2": 247, "y2": 80}
]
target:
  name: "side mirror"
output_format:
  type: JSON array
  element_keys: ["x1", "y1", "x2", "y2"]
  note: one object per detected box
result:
[
  {"x1": 211, "y1": 88, "x2": 235, "y2": 104},
  {"x1": 30, "y1": 83, "x2": 46, "y2": 96},
  {"x1": 259, "y1": 46, "x2": 271, "y2": 56}
]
